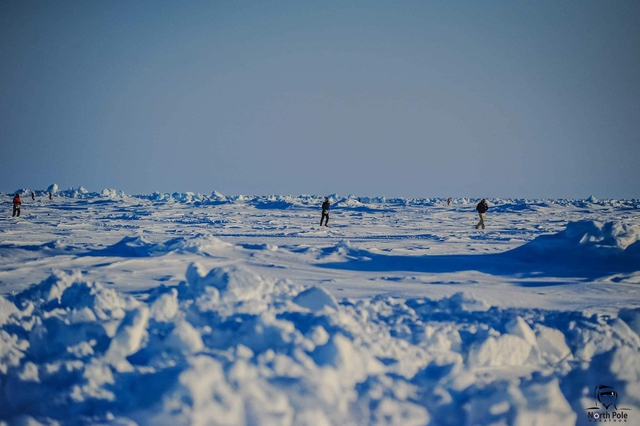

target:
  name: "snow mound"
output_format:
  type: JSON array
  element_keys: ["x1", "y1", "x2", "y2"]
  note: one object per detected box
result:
[
  {"x1": 619, "y1": 308, "x2": 640, "y2": 336},
  {"x1": 0, "y1": 296, "x2": 20, "y2": 326},
  {"x1": 293, "y1": 286, "x2": 339, "y2": 312},
  {"x1": 89, "y1": 234, "x2": 233, "y2": 257},
  {"x1": 509, "y1": 220, "x2": 640, "y2": 269},
  {"x1": 1, "y1": 268, "x2": 639, "y2": 424},
  {"x1": 321, "y1": 240, "x2": 359, "y2": 259},
  {"x1": 184, "y1": 262, "x2": 273, "y2": 303},
  {"x1": 528, "y1": 220, "x2": 639, "y2": 253},
  {"x1": 99, "y1": 188, "x2": 126, "y2": 198}
]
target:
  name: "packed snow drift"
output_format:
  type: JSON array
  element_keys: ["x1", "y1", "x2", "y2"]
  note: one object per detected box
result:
[{"x1": 1, "y1": 187, "x2": 639, "y2": 425}]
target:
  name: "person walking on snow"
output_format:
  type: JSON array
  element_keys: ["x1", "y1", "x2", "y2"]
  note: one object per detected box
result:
[
  {"x1": 320, "y1": 197, "x2": 330, "y2": 227},
  {"x1": 475, "y1": 198, "x2": 488, "y2": 229},
  {"x1": 12, "y1": 193, "x2": 21, "y2": 217}
]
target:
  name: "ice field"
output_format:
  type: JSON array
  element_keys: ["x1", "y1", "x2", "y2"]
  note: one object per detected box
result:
[{"x1": 1, "y1": 186, "x2": 639, "y2": 425}]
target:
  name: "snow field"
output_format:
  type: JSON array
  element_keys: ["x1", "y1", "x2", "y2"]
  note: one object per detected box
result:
[
  {"x1": 0, "y1": 260, "x2": 639, "y2": 425},
  {"x1": 1, "y1": 188, "x2": 639, "y2": 425}
]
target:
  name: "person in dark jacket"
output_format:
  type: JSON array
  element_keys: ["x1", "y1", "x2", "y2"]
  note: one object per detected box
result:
[
  {"x1": 320, "y1": 197, "x2": 330, "y2": 227},
  {"x1": 475, "y1": 198, "x2": 488, "y2": 229},
  {"x1": 12, "y1": 193, "x2": 21, "y2": 217},
  {"x1": 31, "y1": 191, "x2": 35, "y2": 201}
]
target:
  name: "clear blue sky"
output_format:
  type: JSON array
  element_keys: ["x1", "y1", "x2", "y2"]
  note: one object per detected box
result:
[{"x1": 1, "y1": 1, "x2": 639, "y2": 198}]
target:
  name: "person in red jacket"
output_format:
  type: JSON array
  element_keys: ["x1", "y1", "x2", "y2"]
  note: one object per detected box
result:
[{"x1": 12, "y1": 193, "x2": 21, "y2": 217}]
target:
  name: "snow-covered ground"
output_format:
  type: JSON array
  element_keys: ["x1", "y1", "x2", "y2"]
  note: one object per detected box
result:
[{"x1": 1, "y1": 187, "x2": 639, "y2": 425}]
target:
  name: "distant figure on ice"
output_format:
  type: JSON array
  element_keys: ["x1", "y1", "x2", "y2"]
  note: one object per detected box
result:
[
  {"x1": 475, "y1": 198, "x2": 489, "y2": 229},
  {"x1": 447, "y1": 198, "x2": 451, "y2": 206},
  {"x1": 31, "y1": 191, "x2": 35, "y2": 201},
  {"x1": 12, "y1": 193, "x2": 21, "y2": 217},
  {"x1": 48, "y1": 192, "x2": 52, "y2": 200},
  {"x1": 320, "y1": 197, "x2": 330, "y2": 227}
]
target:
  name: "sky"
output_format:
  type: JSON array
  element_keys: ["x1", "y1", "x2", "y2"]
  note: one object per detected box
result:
[{"x1": 1, "y1": 1, "x2": 639, "y2": 199}]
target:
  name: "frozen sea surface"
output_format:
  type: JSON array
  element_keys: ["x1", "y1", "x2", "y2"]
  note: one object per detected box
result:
[{"x1": 1, "y1": 189, "x2": 639, "y2": 425}]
